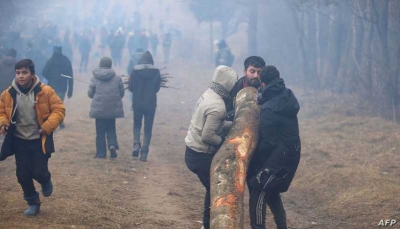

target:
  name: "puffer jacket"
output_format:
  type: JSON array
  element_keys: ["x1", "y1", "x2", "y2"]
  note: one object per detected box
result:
[
  {"x1": 185, "y1": 65, "x2": 238, "y2": 154},
  {"x1": 88, "y1": 68, "x2": 125, "y2": 118},
  {"x1": 0, "y1": 77, "x2": 65, "y2": 156}
]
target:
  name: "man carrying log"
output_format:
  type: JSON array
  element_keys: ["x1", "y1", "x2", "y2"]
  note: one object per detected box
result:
[
  {"x1": 247, "y1": 66, "x2": 301, "y2": 229},
  {"x1": 226, "y1": 56, "x2": 265, "y2": 121},
  {"x1": 185, "y1": 65, "x2": 238, "y2": 229}
]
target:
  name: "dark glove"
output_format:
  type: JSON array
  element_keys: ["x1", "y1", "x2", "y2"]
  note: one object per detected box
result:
[
  {"x1": 226, "y1": 110, "x2": 235, "y2": 121},
  {"x1": 249, "y1": 167, "x2": 288, "y2": 191}
]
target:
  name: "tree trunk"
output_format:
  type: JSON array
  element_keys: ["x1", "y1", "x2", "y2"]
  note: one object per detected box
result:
[
  {"x1": 210, "y1": 87, "x2": 260, "y2": 229},
  {"x1": 210, "y1": 22, "x2": 214, "y2": 65},
  {"x1": 315, "y1": 0, "x2": 322, "y2": 90},
  {"x1": 247, "y1": 0, "x2": 258, "y2": 55}
]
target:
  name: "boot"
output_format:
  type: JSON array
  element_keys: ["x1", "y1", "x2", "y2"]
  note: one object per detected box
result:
[
  {"x1": 109, "y1": 145, "x2": 117, "y2": 159},
  {"x1": 132, "y1": 142, "x2": 141, "y2": 158},
  {"x1": 24, "y1": 192, "x2": 41, "y2": 216},
  {"x1": 41, "y1": 180, "x2": 53, "y2": 197},
  {"x1": 140, "y1": 147, "x2": 148, "y2": 162}
]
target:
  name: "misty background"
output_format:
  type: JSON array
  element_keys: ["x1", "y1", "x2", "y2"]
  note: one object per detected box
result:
[{"x1": 1, "y1": 0, "x2": 399, "y2": 121}]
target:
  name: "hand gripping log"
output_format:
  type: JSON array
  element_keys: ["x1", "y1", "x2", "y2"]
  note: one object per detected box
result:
[{"x1": 210, "y1": 87, "x2": 260, "y2": 229}]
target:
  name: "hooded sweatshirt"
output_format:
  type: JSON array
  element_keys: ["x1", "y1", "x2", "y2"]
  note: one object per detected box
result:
[
  {"x1": 88, "y1": 68, "x2": 125, "y2": 118},
  {"x1": 12, "y1": 76, "x2": 42, "y2": 140},
  {"x1": 0, "y1": 56, "x2": 17, "y2": 93},
  {"x1": 185, "y1": 65, "x2": 238, "y2": 154},
  {"x1": 128, "y1": 51, "x2": 161, "y2": 111}
]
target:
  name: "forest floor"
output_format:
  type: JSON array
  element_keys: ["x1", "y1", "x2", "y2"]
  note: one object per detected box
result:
[{"x1": 0, "y1": 59, "x2": 399, "y2": 229}]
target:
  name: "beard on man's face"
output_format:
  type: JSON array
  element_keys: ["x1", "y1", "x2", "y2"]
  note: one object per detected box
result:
[{"x1": 245, "y1": 77, "x2": 261, "y2": 88}]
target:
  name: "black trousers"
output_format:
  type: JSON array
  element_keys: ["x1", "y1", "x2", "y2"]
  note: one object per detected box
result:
[
  {"x1": 133, "y1": 109, "x2": 155, "y2": 150},
  {"x1": 14, "y1": 137, "x2": 51, "y2": 198},
  {"x1": 80, "y1": 52, "x2": 89, "y2": 71},
  {"x1": 247, "y1": 170, "x2": 287, "y2": 229},
  {"x1": 185, "y1": 146, "x2": 214, "y2": 229},
  {"x1": 95, "y1": 118, "x2": 118, "y2": 157}
]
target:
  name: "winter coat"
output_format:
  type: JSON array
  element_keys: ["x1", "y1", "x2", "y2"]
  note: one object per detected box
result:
[
  {"x1": 250, "y1": 78, "x2": 301, "y2": 193},
  {"x1": 0, "y1": 56, "x2": 17, "y2": 93},
  {"x1": 128, "y1": 51, "x2": 161, "y2": 111},
  {"x1": 185, "y1": 66, "x2": 237, "y2": 154},
  {"x1": 42, "y1": 53, "x2": 73, "y2": 96},
  {"x1": 88, "y1": 68, "x2": 125, "y2": 119},
  {"x1": 0, "y1": 77, "x2": 65, "y2": 159}
]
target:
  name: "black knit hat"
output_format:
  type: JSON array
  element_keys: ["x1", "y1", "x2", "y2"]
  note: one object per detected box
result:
[
  {"x1": 260, "y1": 65, "x2": 280, "y2": 84},
  {"x1": 99, "y1": 57, "x2": 112, "y2": 68},
  {"x1": 53, "y1": 46, "x2": 62, "y2": 54}
]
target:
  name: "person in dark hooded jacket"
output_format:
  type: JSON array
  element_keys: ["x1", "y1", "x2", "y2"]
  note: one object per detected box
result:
[
  {"x1": 88, "y1": 57, "x2": 125, "y2": 159},
  {"x1": 0, "y1": 48, "x2": 18, "y2": 93},
  {"x1": 247, "y1": 66, "x2": 301, "y2": 229},
  {"x1": 42, "y1": 46, "x2": 73, "y2": 101},
  {"x1": 128, "y1": 51, "x2": 161, "y2": 162},
  {"x1": 42, "y1": 46, "x2": 73, "y2": 129}
]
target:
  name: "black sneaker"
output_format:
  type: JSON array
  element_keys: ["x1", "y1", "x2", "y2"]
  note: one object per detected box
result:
[
  {"x1": 132, "y1": 142, "x2": 141, "y2": 158},
  {"x1": 110, "y1": 145, "x2": 117, "y2": 159}
]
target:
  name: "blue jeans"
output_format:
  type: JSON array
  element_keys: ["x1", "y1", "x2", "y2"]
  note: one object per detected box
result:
[{"x1": 133, "y1": 109, "x2": 155, "y2": 151}]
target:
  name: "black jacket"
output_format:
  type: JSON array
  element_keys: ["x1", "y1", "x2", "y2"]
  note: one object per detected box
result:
[
  {"x1": 250, "y1": 78, "x2": 301, "y2": 193},
  {"x1": 128, "y1": 51, "x2": 161, "y2": 111},
  {"x1": 42, "y1": 53, "x2": 73, "y2": 96},
  {"x1": 225, "y1": 76, "x2": 246, "y2": 121}
]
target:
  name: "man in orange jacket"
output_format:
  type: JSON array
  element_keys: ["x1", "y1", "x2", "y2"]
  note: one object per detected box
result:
[{"x1": 0, "y1": 59, "x2": 65, "y2": 216}]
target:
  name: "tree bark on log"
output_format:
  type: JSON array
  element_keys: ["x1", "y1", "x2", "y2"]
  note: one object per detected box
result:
[{"x1": 210, "y1": 87, "x2": 260, "y2": 229}]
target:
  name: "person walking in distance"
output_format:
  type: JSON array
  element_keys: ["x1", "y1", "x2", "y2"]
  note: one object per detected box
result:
[
  {"x1": 88, "y1": 57, "x2": 125, "y2": 159},
  {"x1": 128, "y1": 51, "x2": 161, "y2": 162}
]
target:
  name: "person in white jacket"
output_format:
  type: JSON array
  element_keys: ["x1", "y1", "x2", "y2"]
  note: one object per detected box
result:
[{"x1": 185, "y1": 65, "x2": 238, "y2": 229}]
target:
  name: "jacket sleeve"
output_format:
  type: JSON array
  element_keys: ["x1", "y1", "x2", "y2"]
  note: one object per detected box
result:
[
  {"x1": 67, "y1": 59, "x2": 74, "y2": 97},
  {"x1": 0, "y1": 91, "x2": 10, "y2": 127},
  {"x1": 87, "y1": 78, "x2": 96, "y2": 99},
  {"x1": 155, "y1": 71, "x2": 161, "y2": 93},
  {"x1": 41, "y1": 88, "x2": 66, "y2": 135},
  {"x1": 118, "y1": 77, "x2": 125, "y2": 98},
  {"x1": 257, "y1": 108, "x2": 278, "y2": 158},
  {"x1": 128, "y1": 70, "x2": 135, "y2": 92},
  {"x1": 201, "y1": 110, "x2": 225, "y2": 147}
]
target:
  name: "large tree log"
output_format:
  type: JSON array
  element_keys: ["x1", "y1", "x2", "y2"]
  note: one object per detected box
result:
[{"x1": 210, "y1": 87, "x2": 260, "y2": 229}]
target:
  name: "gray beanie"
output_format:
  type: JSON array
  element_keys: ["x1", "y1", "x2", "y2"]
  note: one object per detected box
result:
[
  {"x1": 212, "y1": 65, "x2": 238, "y2": 93},
  {"x1": 99, "y1": 57, "x2": 112, "y2": 68}
]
